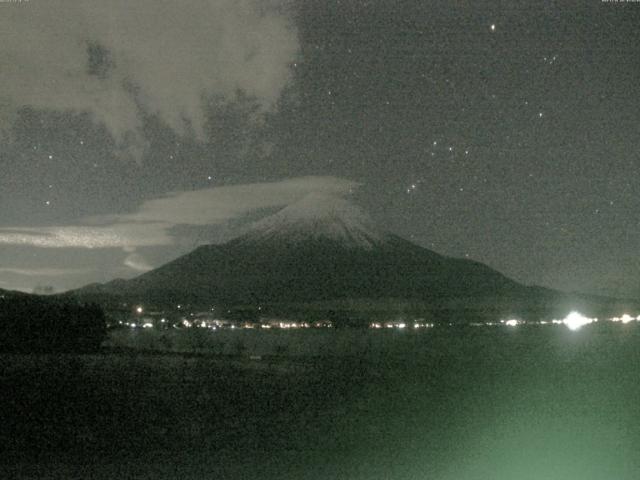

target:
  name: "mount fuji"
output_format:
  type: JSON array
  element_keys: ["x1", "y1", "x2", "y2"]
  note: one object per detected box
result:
[{"x1": 68, "y1": 194, "x2": 626, "y2": 321}]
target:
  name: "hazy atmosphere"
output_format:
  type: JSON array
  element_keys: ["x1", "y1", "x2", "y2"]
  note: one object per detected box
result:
[
  {"x1": 2, "y1": 0, "x2": 640, "y2": 296},
  {"x1": 4, "y1": 3, "x2": 640, "y2": 480}
]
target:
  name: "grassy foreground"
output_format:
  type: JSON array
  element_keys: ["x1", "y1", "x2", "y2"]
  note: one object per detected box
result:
[{"x1": 2, "y1": 325, "x2": 640, "y2": 479}]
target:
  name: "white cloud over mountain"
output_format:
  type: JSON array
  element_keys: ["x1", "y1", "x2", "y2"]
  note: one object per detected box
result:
[{"x1": 0, "y1": 177, "x2": 359, "y2": 266}]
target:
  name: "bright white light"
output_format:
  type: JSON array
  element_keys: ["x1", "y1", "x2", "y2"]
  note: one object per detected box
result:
[
  {"x1": 563, "y1": 311, "x2": 594, "y2": 331},
  {"x1": 142, "y1": 322, "x2": 153, "y2": 329},
  {"x1": 504, "y1": 319, "x2": 519, "y2": 327},
  {"x1": 620, "y1": 314, "x2": 634, "y2": 324},
  {"x1": 397, "y1": 323, "x2": 406, "y2": 329},
  {"x1": 136, "y1": 306, "x2": 143, "y2": 314}
]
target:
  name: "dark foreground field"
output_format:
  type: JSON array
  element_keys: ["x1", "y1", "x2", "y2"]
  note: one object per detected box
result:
[{"x1": 2, "y1": 324, "x2": 640, "y2": 479}]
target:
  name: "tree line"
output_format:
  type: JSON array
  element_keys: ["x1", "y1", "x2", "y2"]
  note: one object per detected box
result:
[{"x1": 0, "y1": 294, "x2": 106, "y2": 353}]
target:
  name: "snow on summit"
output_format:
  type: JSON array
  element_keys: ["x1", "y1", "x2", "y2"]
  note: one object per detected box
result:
[{"x1": 238, "y1": 193, "x2": 388, "y2": 249}]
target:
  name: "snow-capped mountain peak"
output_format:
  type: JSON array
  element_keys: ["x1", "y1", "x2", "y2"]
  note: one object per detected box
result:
[{"x1": 236, "y1": 193, "x2": 388, "y2": 249}]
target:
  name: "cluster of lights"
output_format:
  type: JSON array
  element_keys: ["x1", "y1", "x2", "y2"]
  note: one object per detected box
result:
[
  {"x1": 560, "y1": 311, "x2": 596, "y2": 331},
  {"x1": 610, "y1": 314, "x2": 640, "y2": 324},
  {"x1": 160, "y1": 319, "x2": 335, "y2": 330},
  {"x1": 369, "y1": 321, "x2": 435, "y2": 330},
  {"x1": 500, "y1": 312, "x2": 597, "y2": 331},
  {"x1": 500, "y1": 312, "x2": 640, "y2": 331},
  {"x1": 123, "y1": 305, "x2": 640, "y2": 333}
]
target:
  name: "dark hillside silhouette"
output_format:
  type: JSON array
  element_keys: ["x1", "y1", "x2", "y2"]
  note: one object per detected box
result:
[{"x1": 0, "y1": 291, "x2": 106, "y2": 353}]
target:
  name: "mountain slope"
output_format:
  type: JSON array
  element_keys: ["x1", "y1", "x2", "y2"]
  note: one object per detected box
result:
[{"x1": 71, "y1": 194, "x2": 627, "y2": 318}]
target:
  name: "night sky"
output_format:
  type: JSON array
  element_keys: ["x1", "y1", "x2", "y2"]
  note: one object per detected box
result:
[{"x1": 1, "y1": 0, "x2": 639, "y2": 297}]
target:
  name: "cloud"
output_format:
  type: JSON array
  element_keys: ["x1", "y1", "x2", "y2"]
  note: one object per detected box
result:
[
  {"x1": 0, "y1": 176, "x2": 359, "y2": 258},
  {"x1": 0, "y1": 223, "x2": 173, "y2": 249},
  {"x1": 110, "y1": 176, "x2": 358, "y2": 226},
  {"x1": 123, "y1": 252, "x2": 154, "y2": 272},
  {"x1": 0, "y1": 267, "x2": 90, "y2": 277},
  {"x1": 0, "y1": 0, "x2": 298, "y2": 157}
]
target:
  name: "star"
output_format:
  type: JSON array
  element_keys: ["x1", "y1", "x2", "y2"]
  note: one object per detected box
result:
[
  {"x1": 48, "y1": 154, "x2": 53, "y2": 159},
  {"x1": 490, "y1": 24, "x2": 496, "y2": 32}
]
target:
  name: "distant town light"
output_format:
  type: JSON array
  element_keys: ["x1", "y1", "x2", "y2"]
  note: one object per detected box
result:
[
  {"x1": 504, "y1": 319, "x2": 519, "y2": 327},
  {"x1": 563, "y1": 311, "x2": 594, "y2": 331},
  {"x1": 136, "y1": 306, "x2": 143, "y2": 314},
  {"x1": 620, "y1": 314, "x2": 634, "y2": 324}
]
